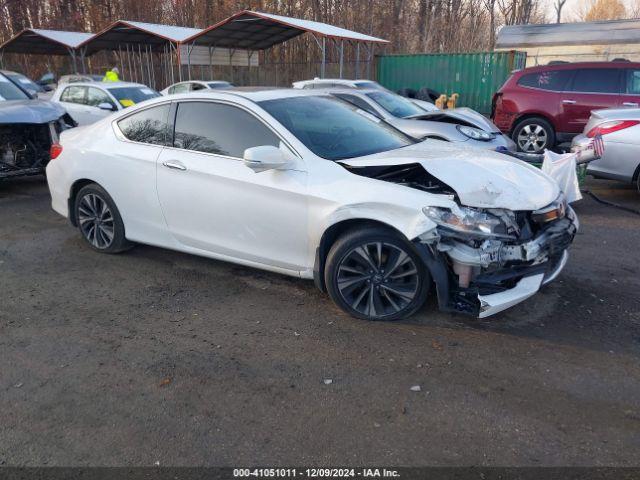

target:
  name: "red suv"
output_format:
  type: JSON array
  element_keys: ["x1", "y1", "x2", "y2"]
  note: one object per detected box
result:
[{"x1": 492, "y1": 61, "x2": 640, "y2": 152}]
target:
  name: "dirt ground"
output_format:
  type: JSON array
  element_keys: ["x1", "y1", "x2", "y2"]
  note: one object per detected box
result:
[{"x1": 1, "y1": 176, "x2": 639, "y2": 467}]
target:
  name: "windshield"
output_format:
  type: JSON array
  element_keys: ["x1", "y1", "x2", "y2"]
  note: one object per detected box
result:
[
  {"x1": 0, "y1": 73, "x2": 31, "y2": 101},
  {"x1": 354, "y1": 81, "x2": 383, "y2": 90},
  {"x1": 5, "y1": 72, "x2": 43, "y2": 94},
  {"x1": 208, "y1": 82, "x2": 232, "y2": 89},
  {"x1": 366, "y1": 91, "x2": 426, "y2": 119},
  {"x1": 259, "y1": 96, "x2": 414, "y2": 161},
  {"x1": 108, "y1": 86, "x2": 161, "y2": 107}
]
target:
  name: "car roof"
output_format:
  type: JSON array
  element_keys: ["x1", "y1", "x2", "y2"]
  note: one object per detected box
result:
[
  {"x1": 59, "y1": 81, "x2": 147, "y2": 89},
  {"x1": 150, "y1": 88, "x2": 330, "y2": 104},
  {"x1": 517, "y1": 61, "x2": 640, "y2": 73},
  {"x1": 327, "y1": 88, "x2": 383, "y2": 95},
  {"x1": 168, "y1": 80, "x2": 230, "y2": 86},
  {"x1": 299, "y1": 78, "x2": 370, "y2": 83}
]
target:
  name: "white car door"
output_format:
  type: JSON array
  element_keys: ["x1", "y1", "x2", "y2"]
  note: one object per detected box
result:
[
  {"x1": 156, "y1": 100, "x2": 309, "y2": 272},
  {"x1": 86, "y1": 86, "x2": 118, "y2": 123},
  {"x1": 58, "y1": 85, "x2": 95, "y2": 125}
]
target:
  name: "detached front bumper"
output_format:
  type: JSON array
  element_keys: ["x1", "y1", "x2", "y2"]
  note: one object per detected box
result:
[
  {"x1": 414, "y1": 208, "x2": 577, "y2": 318},
  {"x1": 477, "y1": 250, "x2": 568, "y2": 317}
]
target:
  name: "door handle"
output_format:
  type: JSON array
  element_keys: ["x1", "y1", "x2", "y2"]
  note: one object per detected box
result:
[
  {"x1": 623, "y1": 102, "x2": 639, "y2": 107},
  {"x1": 162, "y1": 160, "x2": 187, "y2": 171},
  {"x1": 562, "y1": 99, "x2": 576, "y2": 105}
]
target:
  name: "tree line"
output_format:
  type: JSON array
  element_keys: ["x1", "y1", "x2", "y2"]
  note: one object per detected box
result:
[{"x1": 0, "y1": 0, "x2": 635, "y2": 81}]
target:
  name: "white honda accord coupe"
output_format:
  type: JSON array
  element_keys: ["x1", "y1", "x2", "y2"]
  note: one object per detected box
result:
[{"x1": 46, "y1": 89, "x2": 577, "y2": 321}]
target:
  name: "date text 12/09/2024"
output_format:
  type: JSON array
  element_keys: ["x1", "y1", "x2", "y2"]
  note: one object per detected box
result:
[{"x1": 233, "y1": 469, "x2": 401, "y2": 478}]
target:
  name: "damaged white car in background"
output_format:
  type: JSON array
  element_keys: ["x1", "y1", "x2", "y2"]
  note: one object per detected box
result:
[{"x1": 46, "y1": 89, "x2": 578, "y2": 320}]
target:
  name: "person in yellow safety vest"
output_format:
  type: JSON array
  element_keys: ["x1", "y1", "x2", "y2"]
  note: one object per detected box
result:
[{"x1": 103, "y1": 66, "x2": 120, "y2": 82}]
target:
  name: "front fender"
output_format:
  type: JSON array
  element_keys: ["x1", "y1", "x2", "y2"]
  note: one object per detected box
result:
[{"x1": 324, "y1": 202, "x2": 437, "y2": 241}]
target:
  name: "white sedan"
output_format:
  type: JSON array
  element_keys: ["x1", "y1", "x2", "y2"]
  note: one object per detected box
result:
[
  {"x1": 46, "y1": 89, "x2": 577, "y2": 321},
  {"x1": 160, "y1": 80, "x2": 234, "y2": 95},
  {"x1": 50, "y1": 81, "x2": 161, "y2": 125}
]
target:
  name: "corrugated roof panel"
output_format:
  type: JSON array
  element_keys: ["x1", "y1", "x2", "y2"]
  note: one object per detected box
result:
[
  {"x1": 123, "y1": 21, "x2": 202, "y2": 43},
  {"x1": 247, "y1": 11, "x2": 388, "y2": 43},
  {"x1": 185, "y1": 9, "x2": 388, "y2": 49},
  {"x1": 30, "y1": 29, "x2": 94, "y2": 48}
]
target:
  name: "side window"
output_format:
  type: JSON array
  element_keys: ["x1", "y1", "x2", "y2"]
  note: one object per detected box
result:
[
  {"x1": 334, "y1": 93, "x2": 380, "y2": 117},
  {"x1": 625, "y1": 70, "x2": 640, "y2": 95},
  {"x1": 173, "y1": 102, "x2": 280, "y2": 157},
  {"x1": 86, "y1": 87, "x2": 115, "y2": 109},
  {"x1": 190, "y1": 83, "x2": 206, "y2": 91},
  {"x1": 60, "y1": 86, "x2": 86, "y2": 104},
  {"x1": 117, "y1": 104, "x2": 171, "y2": 146},
  {"x1": 171, "y1": 83, "x2": 190, "y2": 94},
  {"x1": 517, "y1": 70, "x2": 573, "y2": 91},
  {"x1": 569, "y1": 68, "x2": 621, "y2": 94}
]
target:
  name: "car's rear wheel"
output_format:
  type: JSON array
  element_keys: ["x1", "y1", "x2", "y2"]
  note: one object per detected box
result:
[
  {"x1": 74, "y1": 184, "x2": 131, "y2": 253},
  {"x1": 512, "y1": 117, "x2": 555, "y2": 153},
  {"x1": 324, "y1": 227, "x2": 430, "y2": 321}
]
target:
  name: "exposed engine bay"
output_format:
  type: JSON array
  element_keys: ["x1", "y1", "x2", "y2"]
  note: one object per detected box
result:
[
  {"x1": 0, "y1": 115, "x2": 74, "y2": 179},
  {"x1": 342, "y1": 162, "x2": 458, "y2": 197}
]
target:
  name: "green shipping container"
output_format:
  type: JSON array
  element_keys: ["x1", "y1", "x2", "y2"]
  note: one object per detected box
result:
[{"x1": 377, "y1": 51, "x2": 526, "y2": 115}]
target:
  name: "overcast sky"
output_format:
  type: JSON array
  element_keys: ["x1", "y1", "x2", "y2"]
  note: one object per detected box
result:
[{"x1": 543, "y1": 0, "x2": 636, "y2": 22}]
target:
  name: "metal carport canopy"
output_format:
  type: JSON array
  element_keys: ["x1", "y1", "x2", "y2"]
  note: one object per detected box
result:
[
  {"x1": 0, "y1": 29, "x2": 94, "y2": 55},
  {"x1": 78, "y1": 20, "x2": 203, "y2": 55},
  {"x1": 183, "y1": 10, "x2": 389, "y2": 50}
]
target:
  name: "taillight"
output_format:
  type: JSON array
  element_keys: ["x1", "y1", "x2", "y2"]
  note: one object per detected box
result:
[
  {"x1": 50, "y1": 143, "x2": 63, "y2": 159},
  {"x1": 587, "y1": 120, "x2": 640, "y2": 137}
]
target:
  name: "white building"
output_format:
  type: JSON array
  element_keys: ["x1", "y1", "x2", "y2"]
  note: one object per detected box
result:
[{"x1": 496, "y1": 19, "x2": 640, "y2": 67}]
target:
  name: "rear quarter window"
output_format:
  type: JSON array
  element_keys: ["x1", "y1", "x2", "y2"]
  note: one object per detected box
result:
[
  {"x1": 117, "y1": 104, "x2": 171, "y2": 146},
  {"x1": 517, "y1": 70, "x2": 573, "y2": 91}
]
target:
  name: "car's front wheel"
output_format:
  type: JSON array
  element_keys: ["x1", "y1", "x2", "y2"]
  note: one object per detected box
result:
[
  {"x1": 512, "y1": 117, "x2": 555, "y2": 153},
  {"x1": 74, "y1": 184, "x2": 131, "y2": 253},
  {"x1": 324, "y1": 227, "x2": 430, "y2": 321}
]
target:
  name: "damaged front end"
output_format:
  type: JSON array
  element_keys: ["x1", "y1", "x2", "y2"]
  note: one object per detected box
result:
[
  {"x1": 343, "y1": 160, "x2": 577, "y2": 318},
  {"x1": 415, "y1": 196, "x2": 576, "y2": 317},
  {"x1": 0, "y1": 115, "x2": 74, "y2": 179}
]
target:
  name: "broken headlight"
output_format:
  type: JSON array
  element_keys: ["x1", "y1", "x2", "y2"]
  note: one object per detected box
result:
[
  {"x1": 456, "y1": 125, "x2": 495, "y2": 142},
  {"x1": 423, "y1": 206, "x2": 512, "y2": 239}
]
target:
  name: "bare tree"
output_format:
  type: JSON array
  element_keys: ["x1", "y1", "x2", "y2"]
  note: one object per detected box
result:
[{"x1": 555, "y1": 0, "x2": 567, "y2": 22}]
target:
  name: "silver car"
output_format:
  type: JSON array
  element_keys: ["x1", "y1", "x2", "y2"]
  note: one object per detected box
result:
[
  {"x1": 572, "y1": 108, "x2": 640, "y2": 191},
  {"x1": 329, "y1": 88, "x2": 516, "y2": 151}
]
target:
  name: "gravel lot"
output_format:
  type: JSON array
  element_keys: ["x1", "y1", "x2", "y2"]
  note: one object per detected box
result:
[{"x1": 1, "y1": 176, "x2": 639, "y2": 467}]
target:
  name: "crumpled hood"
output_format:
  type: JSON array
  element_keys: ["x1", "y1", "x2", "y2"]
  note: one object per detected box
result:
[
  {"x1": 340, "y1": 140, "x2": 559, "y2": 211},
  {"x1": 411, "y1": 107, "x2": 500, "y2": 133},
  {"x1": 0, "y1": 99, "x2": 67, "y2": 124}
]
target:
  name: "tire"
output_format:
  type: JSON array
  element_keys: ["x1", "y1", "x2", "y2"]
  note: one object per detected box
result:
[
  {"x1": 512, "y1": 117, "x2": 555, "y2": 153},
  {"x1": 74, "y1": 183, "x2": 131, "y2": 253},
  {"x1": 416, "y1": 87, "x2": 441, "y2": 103},
  {"x1": 397, "y1": 87, "x2": 417, "y2": 99},
  {"x1": 324, "y1": 227, "x2": 430, "y2": 321}
]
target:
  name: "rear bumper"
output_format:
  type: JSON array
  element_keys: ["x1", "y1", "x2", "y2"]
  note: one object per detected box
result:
[{"x1": 493, "y1": 111, "x2": 518, "y2": 133}]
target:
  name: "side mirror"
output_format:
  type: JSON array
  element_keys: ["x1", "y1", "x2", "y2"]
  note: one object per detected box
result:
[
  {"x1": 98, "y1": 102, "x2": 116, "y2": 111},
  {"x1": 42, "y1": 85, "x2": 53, "y2": 92},
  {"x1": 243, "y1": 145, "x2": 291, "y2": 173}
]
